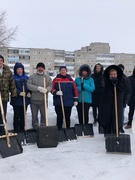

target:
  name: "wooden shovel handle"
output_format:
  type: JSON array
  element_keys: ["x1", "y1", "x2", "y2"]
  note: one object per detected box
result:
[
  {"x1": 57, "y1": 80, "x2": 67, "y2": 129},
  {"x1": 114, "y1": 85, "x2": 119, "y2": 137},
  {"x1": 0, "y1": 92, "x2": 10, "y2": 147},
  {"x1": 44, "y1": 77, "x2": 48, "y2": 126},
  {"x1": 22, "y1": 84, "x2": 26, "y2": 130},
  {"x1": 81, "y1": 78, "x2": 85, "y2": 125}
]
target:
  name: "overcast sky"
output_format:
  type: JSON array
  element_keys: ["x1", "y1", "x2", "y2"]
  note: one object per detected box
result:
[{"x1": 1, "y1": 0, "x2": 135, "y2": 53}]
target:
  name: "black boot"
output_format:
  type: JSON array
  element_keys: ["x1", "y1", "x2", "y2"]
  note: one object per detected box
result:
[{"x1": 120, "y1": 128, "x2": 125, "y2": 133}]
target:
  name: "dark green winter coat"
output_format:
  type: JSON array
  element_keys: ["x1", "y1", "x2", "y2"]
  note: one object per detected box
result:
[{"x1": 0, "y1": 64, "x2": 17, "y2": 102}]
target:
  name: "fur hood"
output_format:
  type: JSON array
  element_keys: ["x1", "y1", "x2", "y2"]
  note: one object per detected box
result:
[{"x1": 79, "y1": 64, "x2": 91, "y2": 78}]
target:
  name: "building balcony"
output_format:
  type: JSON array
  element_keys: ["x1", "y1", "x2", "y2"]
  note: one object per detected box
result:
[
  {"x1": 67, "y1": 66, "x2": 74, "y2": 70},
  {"x1": 54, "y1": 59, "x2": 65, "y2": 63}
]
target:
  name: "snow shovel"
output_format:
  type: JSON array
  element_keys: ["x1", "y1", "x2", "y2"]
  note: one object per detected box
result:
[
  {"x1": 75, "y1": 78, "x2": 94, "y2": 137},
  {"x1": 105, "y1": 83, "x2": 131, "y2": 154},
  {"x1": 37, "y1": 77, "x2": 58, "y2": 148},
  {"x1": 17, "y1": 79, "x2": 37, "y2": 145},
  {"x1": 57, "y1": 80, "x2": 77, "y2": 142},
  {"x1": 0, "y1": 92, "x2": 23, "y2": 158}
]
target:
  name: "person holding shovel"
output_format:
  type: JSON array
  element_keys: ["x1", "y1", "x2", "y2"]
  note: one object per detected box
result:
[
  {"x1": 75, "y1": 64, "x2": 95, "y2": 125},
  {"x1": 10, "y1": 62, "x2": 30, "y2": 132},
  {"x1": 27, "y1": 62, "x2": 52, "y2": 129},
  {"x1": 52, "y1": 66, "x2": 78, "y2": 129},
  {"x1": 0, "y1": 55, "x2": 17, "y2": 135},
  {"x1": 97, "y1": 65, "x2": 127, "y2": 136}
]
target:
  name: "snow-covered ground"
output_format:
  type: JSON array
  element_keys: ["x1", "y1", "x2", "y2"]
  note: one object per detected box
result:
[{"x1": 1, "y1": 92, "x2": 135, "y2": 180}]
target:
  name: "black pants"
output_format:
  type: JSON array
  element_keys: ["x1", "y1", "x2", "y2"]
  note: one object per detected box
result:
[
  {"x1": 0, "y1": 101, "x2": 7, "y2": 135},
  {"x1": 76, "y1": 102, "x2": 91, "y2": 124},
  {"x1": 128, "y1": 105, "x2": 135, "y2": 126},
  {"x1": 55, "y1": 106, "x2": 72, "y2": 129},
  {"x1": 13, "y1": 105, "x2": 28, "y2": 132}
]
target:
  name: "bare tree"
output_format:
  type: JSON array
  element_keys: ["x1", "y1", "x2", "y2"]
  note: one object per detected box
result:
[{"x1": 0, "y1": 10, "x2": 17, "y2": 46}]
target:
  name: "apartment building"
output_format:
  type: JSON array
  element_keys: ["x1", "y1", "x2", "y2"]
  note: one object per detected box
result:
[
  {"x1": 65, "y1": 51, "x2": 75, "y2": 76},
  {"x1": 74, "y1": 42, "x2": 110, "y2": 74},
  {"x1": 29, "y1": 48, "x2": 54, "y2": 75},
  {"x1": 96, "y1": 53, "x2": 115, "y2": 70},
  {"x1": 7, "y1": 48, "x2": 30, "y2": 75},
  {"x1": 54, "y1": 49, "x2": 65, "y2": 75},
  {"x1": 0, "y1": 42, "x2": 134, "y2": 76},
  {"x1": 114, "y1": 53, "x2": 135, "y2": 75}
]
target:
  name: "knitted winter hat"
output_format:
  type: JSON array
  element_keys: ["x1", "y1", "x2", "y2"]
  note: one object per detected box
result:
[
  {"x1": 59, "y1": 66, "x2": 67, "y2": 71},
  {"x1": 36, "y1": 62, "x2": 45, "y2": 69}
]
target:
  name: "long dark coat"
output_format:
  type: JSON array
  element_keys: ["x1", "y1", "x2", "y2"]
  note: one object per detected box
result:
[
  {"x1": 97, "y1": 65, "x2": 127, "y2": 132},
  {"x1": 91, "y1": 64, "x2": 104, "y2": 107},
  {"x1": 128, "y1": 70, "x2": 135, "y2": 107}
]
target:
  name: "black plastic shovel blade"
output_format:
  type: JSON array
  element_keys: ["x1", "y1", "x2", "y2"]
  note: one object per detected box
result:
[
  {"x1": 17, "y1": 130, "x2": 37, "y2": 145},
  {"x1": 58, "y1": 129, "x2": 67, "y2": 142},
  {"x1": 65, "y1": 128, "x2": 77, "y2": 141},
  {"x1": 0, "y1": 136, "x2": 23, "y2": 158},
  {"x1": 26, "y1": 129, "x2": 37, "y2": 144},
  {"x1": 75, "y1": 124, "x2": 94, "y2": 137},
  {"x1": 105, "y1": 134, "x2": 131, "y2": 154},
  {"x1": 17, "y1": 131, "x2": 26, "y2": 145},
  {"x1": 83, "y1": 124, "x2": 94, "y2": 136},
  {"x1": 75, "y1": 124, "x2": 83, "y2": 136},
  {"x1": 37, "y1": 126, "x2": 58, "y2": 148}
]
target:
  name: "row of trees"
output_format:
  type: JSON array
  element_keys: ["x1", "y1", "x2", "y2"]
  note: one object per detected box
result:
[{"x1": 0, "y1": 10, "x2": 17, "y2": 46}]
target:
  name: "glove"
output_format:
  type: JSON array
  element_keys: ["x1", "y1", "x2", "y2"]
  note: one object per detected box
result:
[
  {"x1": 41, "y1": 88, "x2": 47, "y2": 94},
  {"x1": 19, "y1": 92, "x2": 26, "y2": 97},
  {"x1": 111, "y1": 78, "x2": 118, "y2": 85},
  {"x1": 56, "y1": 91, "x2": 63, "y2": 96},
  {"x1": 74, "y1": 101, "x2": 78, "y2": 106},
  {"x1": 81, "y1": 83, "x2": 84, "y2": 91},
  {"x1": 27, "y1": 92, "x2": 31, "y2": 98},
  {"x1": 38, "y1": 86, "x2": 47, "y2": 94}
]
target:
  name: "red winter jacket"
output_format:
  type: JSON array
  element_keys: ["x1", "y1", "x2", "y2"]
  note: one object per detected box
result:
[{"x1": 52, "y1": 74, "x2": 78, "y2": 106}]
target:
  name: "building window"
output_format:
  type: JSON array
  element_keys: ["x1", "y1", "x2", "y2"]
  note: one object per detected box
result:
[{"x1": 33, "y1": 51, "x2": 37, "y2": 55}]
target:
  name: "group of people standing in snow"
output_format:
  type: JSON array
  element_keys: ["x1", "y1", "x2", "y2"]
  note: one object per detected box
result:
[{"x1": 0, "y1": 54, "x2": 135, "y2": 137}]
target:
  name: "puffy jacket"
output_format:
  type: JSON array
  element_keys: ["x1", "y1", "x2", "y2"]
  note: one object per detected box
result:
[
  {"x1": 0, "y1": 64, "x2": 17, "y2": 102},
  {"x1": 10, "y1": 62, "x2": 30, "y2": 106},
  {"x1": 75, "y1": 64, "x2": 95, "y2": 103},
  {"x1": 52, "y1": 74, "x2": 78, "y2": 106}
]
